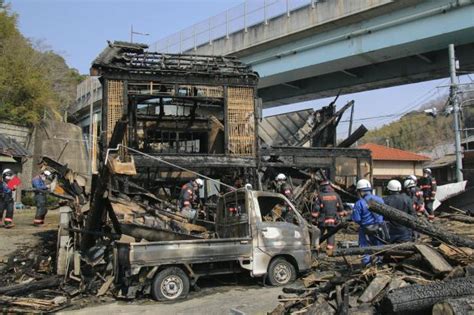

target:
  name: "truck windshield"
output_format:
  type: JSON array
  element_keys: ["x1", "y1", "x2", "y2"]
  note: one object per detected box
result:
[
  {"x1": 217, "y1": 191, "x2": 249, "y2": 238},
  {"x1": 257, "y1": 196, "x2": 299, "y2": 226}
]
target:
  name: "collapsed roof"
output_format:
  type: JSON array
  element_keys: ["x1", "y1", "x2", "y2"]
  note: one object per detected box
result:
[
  {"x1": 91, "y1": 41, "x2": 259, "y2": 85},
  {"x1": 0, "y1": 134, "x2": 29, "y2": 158}
]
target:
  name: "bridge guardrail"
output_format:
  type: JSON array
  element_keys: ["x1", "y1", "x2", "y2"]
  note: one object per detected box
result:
[{"x1": 152, "y1": 0, "x2": 320, "y2": 54}]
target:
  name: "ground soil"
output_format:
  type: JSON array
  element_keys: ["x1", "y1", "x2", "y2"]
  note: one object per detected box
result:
[{"x1": 0, "y1": 208, "x2": 59, "y2": 264}]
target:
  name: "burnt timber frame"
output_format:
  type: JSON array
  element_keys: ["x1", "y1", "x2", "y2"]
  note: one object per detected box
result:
[
  {"x1": 260, "y1": 146, "x2": 373, "y2": 183},
  {"x1": 92, "y1": 41, "x2": 260, "y2": 190}
]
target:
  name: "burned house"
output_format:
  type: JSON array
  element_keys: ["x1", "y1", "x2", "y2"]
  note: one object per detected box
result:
[
  {"x1": 88, "y1": 41, "x2": 372, "y2": 220},
  {"x1": 258, "y1": 101, "x2": 372, "y2": 200},
  {"x1": 91, "y1": 41, "x2": 260, "y2": 195}
]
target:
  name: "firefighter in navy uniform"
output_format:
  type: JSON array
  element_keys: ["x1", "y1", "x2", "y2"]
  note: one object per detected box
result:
[
  {"x1": 311, "y1": 181, "x2": 345, "y2": 256},
  {"x1": 352, "y1": 179, "x2": 388, "y2": 266},
  {"x1": 419, "y1": 168, "x2": 437, "y2": 222},
  {"x1": 384, "y1": 180, "x2": 415, "y2": 243},
  {"x1": 0, "y1": 174, "x2": 14, "y2": 228},
  {"x1": 178, "y1": 178, "x2": 204, "y2": 221},
  {"x1": 32, "y1": 170, "x2": 51, "y2": 225}
]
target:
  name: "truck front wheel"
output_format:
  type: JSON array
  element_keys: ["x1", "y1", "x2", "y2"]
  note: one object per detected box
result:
[
  {"x1": 151, "y1": 267, "x2": 190, "y2": 301},
  {"x1": 267, "y1": 257, "x2": 296, "y2": 286}
]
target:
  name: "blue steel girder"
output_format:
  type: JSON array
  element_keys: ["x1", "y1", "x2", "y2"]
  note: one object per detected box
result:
[
  {"x1": 258, "y1": 43, "x2": 474, "y2": 106},
  {"x1": 237, "y1": 0, "x2": 474, "y2": 106}
]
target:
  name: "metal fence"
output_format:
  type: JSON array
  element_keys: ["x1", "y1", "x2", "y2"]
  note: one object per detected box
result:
[{"x1": 152, "y1": 0, "x2": 322, "y2": 54}]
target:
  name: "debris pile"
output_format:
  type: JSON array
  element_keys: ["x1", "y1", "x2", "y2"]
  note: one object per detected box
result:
[
  {"x1": 270, "y1": 206, "x2": 474, "y2": 314},
  {"x1": 0, "y1": 231, "x2": 70, "y2": 313}
]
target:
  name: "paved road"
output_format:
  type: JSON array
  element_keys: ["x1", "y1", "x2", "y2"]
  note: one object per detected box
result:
[{"x1": 62, "y1": 280, "x2": 289, "y2": 315}]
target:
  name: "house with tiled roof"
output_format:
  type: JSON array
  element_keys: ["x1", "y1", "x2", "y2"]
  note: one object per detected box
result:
[{"x1": 358, "y1": 143, "x2": 430, "y2": 194}]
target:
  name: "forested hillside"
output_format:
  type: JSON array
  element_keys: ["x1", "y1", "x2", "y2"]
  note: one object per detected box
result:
[
  {"x1": 0, "y1": 1, "x2": 83, "y2": 125},
  {"x1": 361, "y1": 85, "x2": 474, "y2": 152}
]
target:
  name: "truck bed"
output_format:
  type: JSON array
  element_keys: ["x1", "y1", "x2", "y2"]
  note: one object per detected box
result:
[{"x1": 118, "y1": 237, "x2": 253, "y2": 267}]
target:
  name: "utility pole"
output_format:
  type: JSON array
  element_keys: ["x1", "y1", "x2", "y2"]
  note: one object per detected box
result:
[
  {"x1": 449, "y1": 44, "x2": 464, "y2": 182},
  {"x1": 130, "y1": 24, "x2": 149, "y2": 43}
]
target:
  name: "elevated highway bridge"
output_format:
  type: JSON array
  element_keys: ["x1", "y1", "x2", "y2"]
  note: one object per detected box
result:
[{"x1": 153, "y1": 0, "x2": 474, "y2": 107}]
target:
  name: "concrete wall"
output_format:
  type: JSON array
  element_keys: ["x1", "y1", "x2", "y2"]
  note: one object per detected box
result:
[
  {"x1": 24, "y1": 120, "x2": 90, "y2": 191},
  {"x1": 191, "y1": 0, "x2": 395, "y2": 56},
  {"x1": 372, "y1": 160, "x2": 424, "y2": 177}
]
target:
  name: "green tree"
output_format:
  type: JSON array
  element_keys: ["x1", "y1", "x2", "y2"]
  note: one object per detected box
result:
[
  {"x1": 361, "y1": 95, "x2": 455, "y2": 152},
  {"x1": 0, "y1": 3, "x2": 84, "y2": 125}
]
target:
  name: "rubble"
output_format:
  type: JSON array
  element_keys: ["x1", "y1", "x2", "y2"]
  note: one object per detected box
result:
[
  {"x1": 1, "y1": 41, "x2": 471, "y2": 312},
  {"x1": 269, "y1": 202, "x2": 474, "y2": 315}
]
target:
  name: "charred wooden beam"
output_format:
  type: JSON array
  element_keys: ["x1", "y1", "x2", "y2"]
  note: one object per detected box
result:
[
  {"x1": 319, "y1": 222, "x2": 348, "y2": 244},
  {"x1": 133, "y1": 155, "x2": 257, "y2": 168},
  {"x1": 380, "y1": 276, "x2": 474, "y2": 313},
  {"x1": 294, "y1": 101, "x2": 353, "y2": 147},
  {"x1": 0, "y1": 277, "x2": 60, "y2": 296},
  {"x1": 440, "y1": 214, "x2": 474, "y2": 224},
  {"x1": 82, "y1": 119, "x2": 128, "y2": 251},
  {"x1": 260, "y1": 146, "x2": 371, "y2": 159},
  {"x1": 368, "y1": 200, "x2": 474, "y2": 249},
  {"x1": 333, "y1": 243, "x2": 416, "y2": 256},
  {"x1": 337, "y1": 125, "x2": 368, "y2": 148},
  {"x1": 432, "y1": 296, "x2": 474, "y2": 315}
]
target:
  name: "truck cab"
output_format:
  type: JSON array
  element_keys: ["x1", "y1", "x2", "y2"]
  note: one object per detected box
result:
[{"x1": 115, "y1": 188, "x2": 314, "y2": 301}]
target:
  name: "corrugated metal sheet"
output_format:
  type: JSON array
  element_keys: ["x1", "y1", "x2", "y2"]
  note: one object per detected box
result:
[
  {"x1": 0, "y1": 155, "x2": 16, "y2": 163},
  {"x1": 426, "y1": 154, "x2": 456, "y2": 169},
  {"x1": 0, "y1": 134, "x2": 30, "y2": 157},
  {"x1": 259, "y1": 109, "x2": 314, "y2": 146}
]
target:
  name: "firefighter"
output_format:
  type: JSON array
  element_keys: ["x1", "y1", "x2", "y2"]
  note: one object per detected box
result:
[
  {"x1": 311, "y1": 180, "x2": 344, "y2": 256},
  {"x1": 3, "y1": 169, "x2": 21, "y2": 206},
  {"x1": 384, "y1": 180, "x2": 415, "y2": 243},
  {"x1": 0, "y1": 172, "x2": 14, "y2": 228},
  {"x1": 403, "y1": 178, "x2": 426, "y2": 217},
  {"x1": 273, "y1": 173, "x2": 295, "y2": 203},
  {"x1": 179, "y1": 178, "x2": 204, "y2": 220},
  {"x1": 32, "y1": 170, "x2": 51, "y2": 225},
  {"x1": 419, "y1": 168, "x2": 437, "y2": 221},
  {"x1": 352, "y1": 179, "x2": 387, "y2": 266}
]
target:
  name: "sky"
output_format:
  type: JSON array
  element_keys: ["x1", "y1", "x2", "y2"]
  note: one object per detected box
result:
[{"x1": 9, "y1": 0, "x2": 472, "y2": 138}]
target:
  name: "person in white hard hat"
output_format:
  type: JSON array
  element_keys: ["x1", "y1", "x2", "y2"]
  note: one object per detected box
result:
[
  {"x1": 273, "y1": 173, "x2": 293, "y2": 201},
  {"x1": 32, "y1": 170, "x2": 52, "y2": 225},
  {"x1": 352, "y1": 179, "x2": 386, "y2": 266},
  {"x1": 0, "y1": 170, "x2": 14, "y2": 228},
  {"x1": 403, "y1": 178, "x2": 426, "y2": 217},
  {"x1": 384, "y1": 179, "x2": 415, "y2": 243},
  {"x1": 3, "y1": 168, "x2": 21, "y2": 208},
  {"x1": 178, "y1": 178, "x2": 204, "y2": 221}
]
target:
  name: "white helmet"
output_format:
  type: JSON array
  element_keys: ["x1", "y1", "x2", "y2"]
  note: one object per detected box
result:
[
  {"x1": 423, "y1": 168, "x2": 432, "y2": 174},
  {"x1": 356, "y1": 179, "x2": 372, "y2": 191},
  {"x1": 43, "y1": 170, "x2": 52, "y2": 177},
  {"x1": 2, "y1": 169, "x2": 12, "y2": 175},
  {"x1": 404, "y1": 179, "x2": 416, "y2": 189},
  {"x1": 387, "y1": 180, "x2": 402, "y2": 192},
  {"x1": 275, "y1": 173, "x2": 286, "y2": 181},
  {"x1": 194, "y1": 178, "x2": 204, "y2": 188},
  {"x1": 406, "y1": 175, "x2": 417, "y2": 182}
]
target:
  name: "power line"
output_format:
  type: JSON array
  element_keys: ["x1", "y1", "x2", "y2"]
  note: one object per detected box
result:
[{"x1": 338, "y1": 79, "x2": 450, "y2": 125}]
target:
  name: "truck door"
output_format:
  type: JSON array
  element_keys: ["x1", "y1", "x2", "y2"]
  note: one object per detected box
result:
[
  {"x1": 215, "y1": 191, "x2": 253, "y2": 261},
  {"x1": 252, "y1": 193, "x2": 311, "y2": 275}
]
